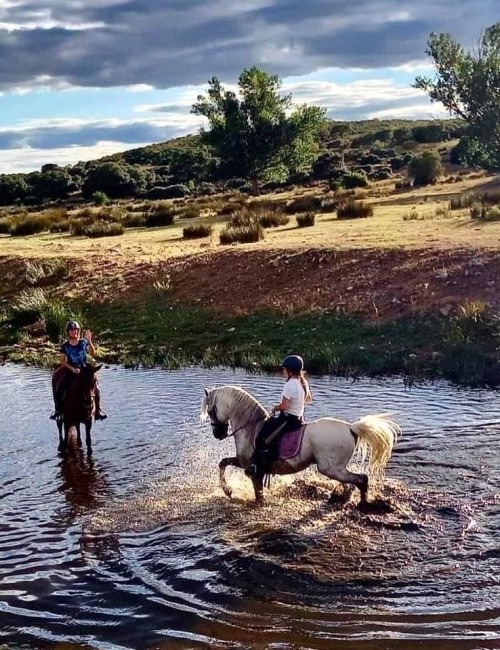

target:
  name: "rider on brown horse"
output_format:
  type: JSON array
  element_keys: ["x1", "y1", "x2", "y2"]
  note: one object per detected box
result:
[{"x1": 50, "y1": 320, "x2": 107, "y2": 422}]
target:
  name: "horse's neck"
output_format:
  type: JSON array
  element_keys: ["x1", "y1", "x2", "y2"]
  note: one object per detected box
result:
[{"x1": 226, "y1": 389, "x2": 266, "y2": 449}]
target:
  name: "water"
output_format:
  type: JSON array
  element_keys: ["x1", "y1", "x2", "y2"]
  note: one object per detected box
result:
[{"x1": 0, "y1": 365, "x2": 499, "y2": 649}]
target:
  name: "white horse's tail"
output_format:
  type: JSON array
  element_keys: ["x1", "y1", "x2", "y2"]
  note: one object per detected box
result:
[{"x1": 350, "y1": 414, "x2": 401, "y2": 483}]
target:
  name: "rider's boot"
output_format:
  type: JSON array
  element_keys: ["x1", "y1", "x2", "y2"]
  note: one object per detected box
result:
[
  {"x1": 245, "y1": 448, "x2": 270, "y2": 478},
  {"x1": 94, "y1": 393, "x2": 108, "y2": 421}
]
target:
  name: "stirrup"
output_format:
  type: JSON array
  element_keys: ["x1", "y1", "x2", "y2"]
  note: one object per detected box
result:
[{"x1": 245, "y1": 463, "x2": 259, "y2": 478}]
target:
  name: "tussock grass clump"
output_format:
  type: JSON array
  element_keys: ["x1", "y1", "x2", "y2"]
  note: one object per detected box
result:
[
  {"x1": 71, "y1": 218, "x2": 96, "y2": 236},
  {"x1": 9, "y1": 213, "x2": 51, "y2": 236},
  {"x1": 8, "y1": 287, "x2": 82, "y2": 341},
  {"x1": 337, "y1": 200, "x2": 374, "y2": 219},
  {"x1": 449, "y1": 192, "x2": 478, "y2": 210},
  {"x1": 144, "y1": 203, "x2": 176, "y2": 228},
  {"x1": 296, "y1": 212, "x2": 316, "y2": 228},
  {"x1": 258, "y1": 212, "x2": 289, "y2": 228},
  {"x1": 178, "y1": 205, "x2": 202, "y2": 219},
  {"x1": 219, "y1": 222, "x2": 265, "y2": 244},
  {"x1": 285, "y1": 195, "x2": 322, "y2": 214},
  {"x1": 342, "y1": 171, "x2": 369, "y2": 189},
  {"x1": 0, "y1": 218, "x2": 11, "y2": 234},
  {"x1": 122, "y1": 212, "x2": 146, "y2": 228},
  {"x1": 49, "y1": 219, "x2": 71, "y2": 233},
  {"x1": 85, "y1": 222, "x2": 125, "y2": 238},
  {"x1": 182, "y1": 223, "x2": 213, "y2": 239}
]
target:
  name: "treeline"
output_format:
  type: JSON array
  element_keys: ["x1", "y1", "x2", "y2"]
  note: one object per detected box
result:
[{"x1": 0, "y1": 118, "x2": 466, "y2": 208}]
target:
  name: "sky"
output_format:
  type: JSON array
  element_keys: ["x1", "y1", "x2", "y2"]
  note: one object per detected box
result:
[{"x1": 0, "y1": 0, "x2": 497, "y2": 174}]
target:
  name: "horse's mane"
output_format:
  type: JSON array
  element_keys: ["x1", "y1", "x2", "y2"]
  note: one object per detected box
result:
[{"x1": 201, "y1": 385, "x2": 268, "y2": 422}]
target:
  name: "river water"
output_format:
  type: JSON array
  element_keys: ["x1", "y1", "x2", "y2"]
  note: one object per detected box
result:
[{"x1": 0, "y1": 364, "x2": 499, "y2": 649}]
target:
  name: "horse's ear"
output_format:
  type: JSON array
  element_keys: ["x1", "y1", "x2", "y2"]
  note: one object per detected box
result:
[{"x1": 93, "y1": 364, "x2": 103, "y2": 373}]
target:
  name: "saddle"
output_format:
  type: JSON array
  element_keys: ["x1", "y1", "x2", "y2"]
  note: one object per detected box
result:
[{"x1": 254, "y1": 424, "x2": 307, "y2": 461}]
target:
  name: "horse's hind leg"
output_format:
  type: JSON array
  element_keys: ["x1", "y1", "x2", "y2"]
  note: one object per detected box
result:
[
  {"x1": 318, "y1": 464, "x2": 369, "y2": 505},
  {"x1": 57, "y1": 420, "x2": 65, "y2": 452},
  {"x1": 85, "y1": 421, "x2": 93, "y2": 454},
  {"x1": 218, "y1": 456, "x2": 240, "y2": 498},
  {"x1": 76, "y1": 423, "x2": 82, "y2": 448}
]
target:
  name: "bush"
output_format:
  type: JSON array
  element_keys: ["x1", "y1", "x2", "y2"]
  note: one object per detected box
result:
[
  {"x1": 296, "y1": 212, "x2": 315, "y2": 227},
  {"x1": 85, "y1": 222, "x2": 125, "y2": 238},
  {"x1": 178, "y1": 205, "x2": 201, "y2": 219},
  {"x1": 144, "y1": 204, "x2": 176, "y2": 228},
  {"x1": 408, "y1": 150, "x2": 442, "y2": 186},
  {"x1": 342, "y1": 171, "x2": 369, "y2": 189},
  {"x1": 182, "y1": 223, "x2": 213, "y2": 239},
  {"x1": 49, "y1": 219, "x2": 71, "y2": 233},
  {"x1": 284, "y1": 196, "x2": 322, "y2": 214},
  {"x1": 9, "y1": 213, "x2": 51, "y2": 236},
  {"x1": 93, "y1": 191, "x2": 108, "y2": 206},
  {"x1": 145, "y1": 184, "x2": 190, "y2": 199},
  {"x1": 0, "y1": 218, "x2": 11, "y2": 234},
  {"x1": 337, "y1": 200, "x2": 374, "y2": 219},
  {"x1": 70, "y1": 218, "x2": 95, "y2": 236},
  {"x1": 449, "y1": 193, "x2": 478, "y2": 210},
  {"x1": 122, "y1": 212, "x2": 146, "y2": 228},
  {"x1": 258, "y1": 212, "x2": 289, "y2": 228},
  {"x1": 219, "y1": 223, "x2": 265, "y2": 244}
]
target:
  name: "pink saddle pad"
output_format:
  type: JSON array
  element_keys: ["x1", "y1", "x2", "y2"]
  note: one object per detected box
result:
[{"x1": 277, "y1": 425, "x2": 307, "y2": 460}]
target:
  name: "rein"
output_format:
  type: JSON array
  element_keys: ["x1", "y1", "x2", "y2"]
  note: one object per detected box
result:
[{"x1": 226, "y1": 414, "x2": 267, "y2": 438}]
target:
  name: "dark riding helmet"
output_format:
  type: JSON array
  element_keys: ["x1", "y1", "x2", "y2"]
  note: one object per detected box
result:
[
  {"x1": 281, "y1": 354, "x2": 304, "y2": 373},
  {"x1": 66, "y1": 319, "x2": 81, "y2": 332}
]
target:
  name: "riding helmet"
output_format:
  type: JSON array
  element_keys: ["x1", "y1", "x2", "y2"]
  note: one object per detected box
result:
[
  {"x1": 66, "y1": 319, "x2": 81, "y2": 332},
  {"x1": 281, "y1": 354, "x2": 304, "y2": 373}
]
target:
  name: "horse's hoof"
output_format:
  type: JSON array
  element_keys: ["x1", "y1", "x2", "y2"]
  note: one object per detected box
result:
[
  {"x1": 222, "y1": 488, "x2": 232, "y2": 498},
  {"x1": 358, "y1": 498, "x2": 392, "y2": 514}
]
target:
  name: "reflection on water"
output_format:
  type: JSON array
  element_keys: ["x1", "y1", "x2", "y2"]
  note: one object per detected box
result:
[{"x1": 0, "y1": 364, "x2": 499, "y2": 649}]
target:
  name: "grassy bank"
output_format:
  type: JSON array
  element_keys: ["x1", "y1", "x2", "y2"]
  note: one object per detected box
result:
[{"x1": 1, "y1": 290, "x2": 499, "y2": 386}]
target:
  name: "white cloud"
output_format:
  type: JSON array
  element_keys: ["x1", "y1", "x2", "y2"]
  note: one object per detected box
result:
[{"x1": 0, "y1": 141, "x2": 144, "y2": 174}]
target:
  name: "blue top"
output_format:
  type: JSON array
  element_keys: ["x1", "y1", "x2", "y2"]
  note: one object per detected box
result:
[{"x1": 61, "y1": 339, "x2": 89, "y2": 369}]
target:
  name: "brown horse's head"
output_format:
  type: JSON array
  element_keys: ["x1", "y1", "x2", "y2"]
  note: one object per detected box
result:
[{"x1": 64, "y1": 364, "x2": 102, "y2": 425}]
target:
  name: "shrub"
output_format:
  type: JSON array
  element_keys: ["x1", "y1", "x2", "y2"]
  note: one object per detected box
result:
[
  {"x1": 145, "y1": 184, "x2": 190, "y2": 199},
  {"x1": 0, "y1": 218, "x2": 11, "y2": 234},
  {"x1": 219, "y1": 223, "x2": 264, "y2": 244},
  {"x1": 284, "y1": 196, "x2": 322, "y2": 214},
  {"x1": 9, "y1": 213, "x2": 51, "y2": 236},
  {"x1": 122, "y1": 212, "x2": 146, "y2": 228},
  {"x1": 296, "y1": 212, "x2": 315, "y2": 227},
  {"x1": 342, "y1": 171, "x2": 368, "y2": 189},
  {"x1": 145, "y1": 204, "x2": 176, "y2": 228},
  {"x1": 85, "y1": 222, "x2": 125, "y2": 238},
  {"x1": 93, "y1": 191, "x2": 108, "y2": 206},
  {"x1": 178, "y1": 205, "x2": 202, "y2": 219},
  {"x1": 258, "y1": 212, "x2": 289, "y2": 228},
  {"x1": 337, "y1": 200, "x2": 374, "y2": 219},
  {"x1": 449, "y1": 193, "x2": 478, "y2": 210},
  {"x1": 408, "y1": 150, "x2": 443, "y2": 186},
  {"x1": 484, "y1": 206, "x2": 500, "y2": 221},
  {"x1": 70, "y1": 218, "x2": 95, "y2": 236},
  {"x1": 183, "y1": 223, "x2": 213, "y2": 239},
  {"x1": 49, "y1": 219, "x2": 71, "y2": 233}
]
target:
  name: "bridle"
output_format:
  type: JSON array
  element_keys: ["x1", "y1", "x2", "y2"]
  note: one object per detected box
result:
[{"x1": 207, "y1": 402, "x2": 267, "y2": 440}]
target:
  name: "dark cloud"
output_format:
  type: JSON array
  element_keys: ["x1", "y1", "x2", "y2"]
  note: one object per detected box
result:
[
  {"x1": 0, "y1": 121, "x2": 187, "y2": 150},
  {"x1": 0, "y1": 0, "x2": 498, "y2": 91}
]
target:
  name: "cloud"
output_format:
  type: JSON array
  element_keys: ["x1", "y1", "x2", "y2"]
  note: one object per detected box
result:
[{"x1": 0, "y1": 0, "x2": 497, "y2": 92}]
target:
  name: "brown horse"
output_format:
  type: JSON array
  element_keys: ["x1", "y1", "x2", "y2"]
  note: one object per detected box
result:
[{"x1": 53, "y1": 364, "x2": 102, "y2": 452}]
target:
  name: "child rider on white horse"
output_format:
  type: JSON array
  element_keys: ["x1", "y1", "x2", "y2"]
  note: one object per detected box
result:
[{"x1": 246, "y1": 355, "x2": 312, "y2": 479}]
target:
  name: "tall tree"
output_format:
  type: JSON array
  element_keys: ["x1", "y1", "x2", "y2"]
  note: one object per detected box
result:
[
  {"x1": 192, "y1": 67, "x2": 326, "y2": 190},
  {"x1": 414, "y1": 23, "x2": 500, "y2": 170}
]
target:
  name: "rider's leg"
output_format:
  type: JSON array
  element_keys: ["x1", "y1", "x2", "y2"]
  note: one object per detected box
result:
[
  {"x1": 94, "y1": 380, "x2": 108, "y2": 420},
  {"x1": 246, "y1": 414, "x2": 286, "y2": 478},
  {"x1": 50, "y1": 371, "x2": 70, "y2": 420}
]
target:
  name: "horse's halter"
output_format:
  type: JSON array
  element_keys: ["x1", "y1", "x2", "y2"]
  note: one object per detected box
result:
[{"x1": 207, "y1": 403, "x2": 230, "y2": 440}]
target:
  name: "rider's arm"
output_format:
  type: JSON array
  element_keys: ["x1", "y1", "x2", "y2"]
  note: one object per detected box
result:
[
  {"x1": 274, "y1": 396, "x2": 290, "y2": 412},
  {"x1": 59, "y1": 353, "x2": 79, "y2": 373}
]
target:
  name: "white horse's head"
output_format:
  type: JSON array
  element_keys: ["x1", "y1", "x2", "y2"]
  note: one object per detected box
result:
[
  {"x1": 200, "y1": 386, "x2": 232, "y2": 440},
  {"x1": 201, "y1": 385, "x2": 269, "y2": 441}
]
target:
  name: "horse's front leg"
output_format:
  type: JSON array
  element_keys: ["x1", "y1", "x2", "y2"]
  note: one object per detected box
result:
[
  {"x1": 76, "y1": 423, "x2": 82, "y2": 447},
  {"x1": 57, "y1": 420, "x2": 65, "y2": 452},
  {"x1": 85, "y1": 420, "x2": 93, "y2": 454},
  {"x1": 218, "y1": 456, "x2": 240, "y2": 498},
  {"x1": 252, "y1": 476, "x2": 264, "y2": 505}
]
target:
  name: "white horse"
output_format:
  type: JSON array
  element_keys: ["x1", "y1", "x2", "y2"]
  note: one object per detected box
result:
[{"x1": 201, "y1": 385, "x2": 401, "y2": 505}]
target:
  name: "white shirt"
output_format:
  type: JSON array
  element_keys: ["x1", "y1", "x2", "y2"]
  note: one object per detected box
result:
[{"x1": 281, "y1": 377, "x2": 308, "y2": 417}]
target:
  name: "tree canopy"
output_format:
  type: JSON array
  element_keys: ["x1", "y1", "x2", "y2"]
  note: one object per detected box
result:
[
  {"x1": 414, "y1": 23, "x2": 500, "y2": 170},
  {"x1": 192, "y1": 66, "x2": 326, "y2": 189}
]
